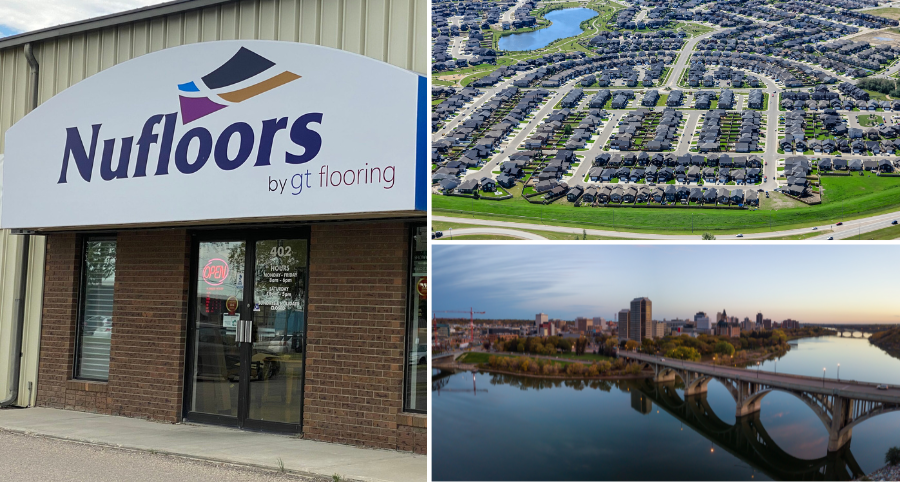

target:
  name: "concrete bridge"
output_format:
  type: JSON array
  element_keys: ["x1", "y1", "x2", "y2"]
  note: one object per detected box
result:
[
  {"x1": 632, "y1": 379, "x2": 864, "y2": 481},
  {"x1": 618, "y1": 351, "x2": 900, "y2": 452},
  {"x1": 812, "y1": 324, "x2": 897, "y2": 338}
]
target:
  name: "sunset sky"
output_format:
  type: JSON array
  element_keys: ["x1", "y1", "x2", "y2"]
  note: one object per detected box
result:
[{"x1": 433, "y1": 244, "x2": 900, "y2": 324}]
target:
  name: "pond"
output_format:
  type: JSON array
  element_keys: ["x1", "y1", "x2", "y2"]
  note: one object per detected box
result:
[{"x1": 497, "y1": 8, "x2": 598, "y2": 52}]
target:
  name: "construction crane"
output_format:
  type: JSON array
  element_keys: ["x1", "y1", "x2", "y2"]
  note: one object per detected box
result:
[{"x1": 434, "y1": 308, "x2": 485, "y2": 344}]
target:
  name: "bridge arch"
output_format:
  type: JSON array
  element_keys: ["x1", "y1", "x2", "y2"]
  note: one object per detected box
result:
[
  {"x1": 838, "y1": 403, "x2": 900, "y2": 439},
  {"x1": 741, "y1": 388, "x2": 833, "y2": 430}
]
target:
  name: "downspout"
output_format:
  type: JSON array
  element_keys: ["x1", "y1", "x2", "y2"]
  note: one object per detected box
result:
[{"x1": 1, "y1": 43, "x2": 38, "y2": 407}]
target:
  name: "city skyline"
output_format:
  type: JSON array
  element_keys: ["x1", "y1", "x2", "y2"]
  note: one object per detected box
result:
[{"x1": 433, "y1": 244, "x2": 900, "y2": 324}]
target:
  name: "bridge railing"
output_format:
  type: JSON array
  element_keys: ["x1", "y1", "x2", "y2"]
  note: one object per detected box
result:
[{"x1": 618, "y1": 351, "x2": 892, "y2": 390}]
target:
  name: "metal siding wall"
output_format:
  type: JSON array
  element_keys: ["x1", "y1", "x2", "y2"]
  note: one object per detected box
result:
[{"x1": 0, "y1": 0, "x2": 425, "y2": 153}]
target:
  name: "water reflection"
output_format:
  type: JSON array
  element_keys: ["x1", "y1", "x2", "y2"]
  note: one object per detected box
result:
[{"x1": 633, "y1": 379, "x2": 864, "y2": 481}]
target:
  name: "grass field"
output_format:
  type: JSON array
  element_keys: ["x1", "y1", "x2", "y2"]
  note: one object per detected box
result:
[
  {"x1": 820, "y1": 174, "x2": 900, "y2": 203},
  {"x1": 844, "y1": 223, "x2": 900, "y2": 239},
  {"x1": 858, "y1": 114, "x2": 884, "y2": 127},
  {"x1": 673, "y1": 22, "x2": 715, "y2": 37},
  {"x1": 866, "y1": 7, "x2": 900, "y2": 20},
  {"x1": 431, "y1": 220, "x2": 637, "y2": 240},
  {"x1": 756, "y1": 230, "x2": 832, "y2": 240},
  {"x1": 433, "y1": 173, "x2": 900, "y2": 234},
  {"x1": 438, "y1": 234, "x2": 523, "y2": 240}
]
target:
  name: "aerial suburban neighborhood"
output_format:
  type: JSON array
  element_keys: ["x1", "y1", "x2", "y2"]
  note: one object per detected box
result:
[{"x1": 431, "y1": 0, "x2": 900, "y2": 239}]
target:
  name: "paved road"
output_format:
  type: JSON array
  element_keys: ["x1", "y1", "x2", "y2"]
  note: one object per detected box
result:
[
  {"x1": 0, "y1": 430, "x2": 310, "y2": 482},
  {"x1": 432, "y1": 211, "x2": 900, "y2": 239},
  {"x1": 436, "y1": 227, "x2": 548, "y2": 239}
]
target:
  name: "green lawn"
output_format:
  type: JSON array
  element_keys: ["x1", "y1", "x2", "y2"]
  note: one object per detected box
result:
[
  {"x1": 820, "y1": 174, "x2": 900, "y2": 203},
  {"x1": 844, "y1": 223, "x2": 900, "y2": 240},
  {"x1": 431, "y1": 220, "x2": 638, "y2": 240},
  {"x1": 458, "y1": 352, "x2": 496, "y2": 364},
  {"x1": 858, "y1": 114, "x2": 884, "y2": 127},
  {"x1": 440, "y1": 234, "x2": 524, "y2": 240},
  {"x1": 433, "y1": 174, "x2": 900, "y2": 234},
  {"x1": 866, "y1": 7, "x2": 900, "y2": 20},
  {"x1": 756, "y1": 230, "x2": 833, "y2": 240}
]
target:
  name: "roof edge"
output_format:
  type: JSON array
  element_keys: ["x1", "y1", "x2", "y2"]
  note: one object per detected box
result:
[{"x1": 0, "y1": 0, "x2": 236, "y2": 51}]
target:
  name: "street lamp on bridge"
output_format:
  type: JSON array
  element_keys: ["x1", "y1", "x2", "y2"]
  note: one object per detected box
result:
[
  {"x1": 837, "y1": 363, "x2": 840, "y2": 381},
  {"x1": 823, "y1": 367, "x2": 826, "y2": 387},
  {"x1": 756, "y1": 361, "x2": 760, "y2": 378}
]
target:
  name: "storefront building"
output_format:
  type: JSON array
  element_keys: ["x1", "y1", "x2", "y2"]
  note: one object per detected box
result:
[{"x1": 0, "y1": 0, "x2": 426, "y2": 454}]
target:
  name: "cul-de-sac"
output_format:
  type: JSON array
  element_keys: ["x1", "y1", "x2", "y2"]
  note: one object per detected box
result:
[{"x1": 431, "y1": 0, "x2": 900, "y2": 239}]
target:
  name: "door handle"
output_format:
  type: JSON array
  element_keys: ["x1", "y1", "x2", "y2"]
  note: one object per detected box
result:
[{"x1": 236, "y1": 319, "x2": 252, "y2": 344}]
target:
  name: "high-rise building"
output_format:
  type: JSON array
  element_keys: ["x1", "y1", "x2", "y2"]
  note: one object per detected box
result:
[
  {"x1": 652, "y1": 320, "x2": 665, "y2": 339},
  {"x1": 630, "y1": 297, "x2": 652, "y2": 341},
  {"x1": 742, "y1": 317, "x2": 753, "y2": 331},
  {"x1": 618, "y1": 309, "x2": 631, "y2": 343},
  {"x1": 763, "y1": 318, "x2": 772, "y2": 330},
  {"x1": 593, "y1": 317, "x2": 606, "y2": 332},
  {"x1": 536, "y1": 313, "x2": 548, "y2": 327},
  {"x1": 695, "y1": 312, "x2": 710, "y2": 332},
  {"x1": 782, "y1": 319, "x2": 800, "y2": 330},
  {"x1": 576, "y1": 317, "x2": 593, "y2": 334},
  {"x1": 716, "y1": 309, "x2": 728, "y2": 324},
  {"x1": 756, "y1": 312, "x2": 763, "y2": 327}
]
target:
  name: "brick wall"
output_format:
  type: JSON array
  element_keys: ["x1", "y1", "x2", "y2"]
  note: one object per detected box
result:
[
  {"x1": 36, "y1": 223, "x2": 425, "y2": 453},
  {"x1": 36, "y1": 233, "x2": 85, "y2": 410},
  {"x1": 304, "y1": 222, "x2": 417, "y2": 451},
  {"x1": 106, "y1": 231, "x2": 190, "y2": 422},
  {"x1": 36, "y1": 230, "x2": 190, "y2": 421}
]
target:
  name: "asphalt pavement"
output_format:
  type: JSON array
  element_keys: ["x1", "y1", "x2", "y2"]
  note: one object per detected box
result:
[{"x1": 0, "y1": 429, "x2": 315, "y2": 482}]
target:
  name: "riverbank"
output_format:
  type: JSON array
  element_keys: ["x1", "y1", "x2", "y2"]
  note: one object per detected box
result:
[
  {"x1": 869, "y1": 327, "x2": 900, "y2": 361},
  {"x1": 466, "y1": 366, "x2": 653, "y2": 381},
  {"x1": 856, "y1": 463, "x2": 900, "y2": 481}
]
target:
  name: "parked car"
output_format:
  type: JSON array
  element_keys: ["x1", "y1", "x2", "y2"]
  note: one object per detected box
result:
[
  {"x1": 828, "y1": 236, "x2": 834, "y2": 240},
  {"x1": 877, "y1": 384, "x2": 890, "y2": 390},
  {"x1": 409, "y1": 344, "x2": 427, "y2": 365},
  {"x1": 736, "y1": 234, "x2": 743, "y2": 237},
  {"x1": 836, "y1": 222, "x2": 843, "y2": 226},
  {"x1": 812, "y1": 227, "x2": 818, "y2": 230},
  {"x1": 893, "y1": 220, "x2": 898, "y2": 225}
]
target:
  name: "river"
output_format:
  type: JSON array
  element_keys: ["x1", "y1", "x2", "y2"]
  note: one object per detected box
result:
[
  {"x1": 497, "y1": 8, "x2": 598, "y2": 52},
  {"x1": 432, "y1": 336, "x2": 900, "y2": 481}
]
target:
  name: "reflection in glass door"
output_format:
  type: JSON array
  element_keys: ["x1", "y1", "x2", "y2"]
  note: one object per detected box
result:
[
  {"x1": 248, "y1": 239, "x2": 308, "y2": 425},
  {"x1": 191, "y1": 241, "x2": 245, "y2": 418}
]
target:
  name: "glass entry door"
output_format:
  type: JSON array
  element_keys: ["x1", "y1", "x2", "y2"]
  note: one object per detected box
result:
[{"x1": 187, "y1": 231, "x2": 309, "y2": 433}]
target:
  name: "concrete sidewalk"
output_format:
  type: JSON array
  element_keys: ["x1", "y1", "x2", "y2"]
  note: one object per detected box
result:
[{"x1": 0, "y1": 408, "x2": 424, "y2": 482}]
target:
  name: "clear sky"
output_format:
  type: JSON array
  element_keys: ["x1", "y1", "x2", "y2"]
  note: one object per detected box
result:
[
  {"x1": 433, "y1": 244, "x2": 900, "y2": 324},
  {"x1": 0, "y1": 1, "x2": 171, "y2": 38}
]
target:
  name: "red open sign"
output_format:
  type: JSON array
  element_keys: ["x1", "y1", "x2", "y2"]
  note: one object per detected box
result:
[{"x1": 203, "y1": 258, "x2": 230, "y2": 286}]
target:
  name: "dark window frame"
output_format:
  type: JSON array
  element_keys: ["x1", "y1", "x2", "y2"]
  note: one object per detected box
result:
[
  {"x1": 402, "y1": 222, "x2": 427, "y2": 414},
  {"x1": 73, "y1": 234, "x2": 118, "y2": 382}
]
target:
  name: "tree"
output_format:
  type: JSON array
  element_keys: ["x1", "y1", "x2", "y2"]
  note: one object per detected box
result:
[
  {"x1": 886, "y1": 446, "x2": 900, "y2": 466},
  {"x1": 665, "y1": 346, "x2": 701, "y2": 361},
  {"x1": 582, "y1": 229, "x2": 588, "y2": 240},
  {"x1": 624, "y1": 340, "x2": 640, "y2": 351},
  {"x1": 701, "y1": 232, "x2": 716, "y2": 240},
  {"x1": 771, "y1": 329, "x2": 788, "y2": 345},
  {"x1": 575, "y1": 336, "x2": 588, "y2": 356},
  {"x1": 483, "y1": 340, "x2": 492, "y2": 351},
  {"x1": 714, "y1": 340, "x2": 735, "y2": 356}
]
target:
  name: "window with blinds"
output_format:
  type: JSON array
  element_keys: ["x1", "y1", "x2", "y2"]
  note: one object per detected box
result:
[{"x1": 76, "y1": 238, "x2": 117, "y2": 381}]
